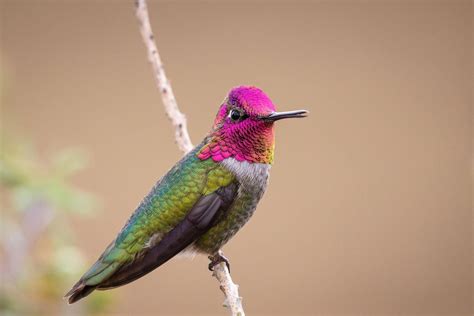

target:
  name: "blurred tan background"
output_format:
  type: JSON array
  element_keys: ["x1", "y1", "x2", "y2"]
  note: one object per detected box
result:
[{"x1": 1, "y1": 0, "x2": 472, "y2": 315}]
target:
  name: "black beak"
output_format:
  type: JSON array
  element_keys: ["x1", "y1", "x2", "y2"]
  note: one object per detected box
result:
[{"x1": 263, "y1": 110, "x2": 309, "y2": 122}]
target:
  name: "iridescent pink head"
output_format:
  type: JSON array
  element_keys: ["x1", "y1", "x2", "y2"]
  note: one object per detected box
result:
[{"x1": 198, "y1": 86, "x2": 307, "y2": 164}]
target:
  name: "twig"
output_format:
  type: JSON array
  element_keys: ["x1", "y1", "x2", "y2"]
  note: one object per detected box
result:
[
  {"x1": 212, "y1": 252, "x2": 245, "y2": 316},
  {"x1": 135, "y1": 0, "x2": 193, "y2": 154},
  {"x1": 134, "y1": 1, "x2": 245, "y2": 315}
]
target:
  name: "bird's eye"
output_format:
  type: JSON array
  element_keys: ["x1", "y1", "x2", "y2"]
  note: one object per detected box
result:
[{"x1": 229, "y1": 109, "x2": 242, "y2": 121}]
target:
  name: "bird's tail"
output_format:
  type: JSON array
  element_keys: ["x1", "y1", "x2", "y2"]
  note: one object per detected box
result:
[
  {"x1": 64, "y1": 282, "x2": 97, "y2": 304},
  {"x1": 64, "y1": 235, "x2": 178, "y2": 304},
  {"x1": 65, "y1": 258, "x2": 122, "y2": 304},
  {"x1": 64, "y1": 242, "x2": 122, "y2": 304}
]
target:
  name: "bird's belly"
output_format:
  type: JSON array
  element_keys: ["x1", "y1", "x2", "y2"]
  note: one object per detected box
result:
[{"x1": 193, "y1": 188, "x2": 262, "y2": 254}]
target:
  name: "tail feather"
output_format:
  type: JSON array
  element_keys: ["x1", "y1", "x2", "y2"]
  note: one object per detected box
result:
[
  {"x1": 64, "y1": 252, "x2": 122, "y2": 304},
  {"x1": 65, "y1": 281, "x2": 96, "y2": 304}
]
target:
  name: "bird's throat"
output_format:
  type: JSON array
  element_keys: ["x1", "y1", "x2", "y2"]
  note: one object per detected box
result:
[{"x1": 197, "y1": 127, "x2": 275, "y2": 164}]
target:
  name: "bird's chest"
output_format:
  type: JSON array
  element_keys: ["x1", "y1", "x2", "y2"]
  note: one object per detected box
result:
[
  {"x1": 224, "y1": 158, "x2": 271, "y2": 196},
  {"x1": 222, "y1": 159, "x2": 271, "y2": 220},
  {"x1": 194, "y1": 159, "x2": 271, "y2": 253}
]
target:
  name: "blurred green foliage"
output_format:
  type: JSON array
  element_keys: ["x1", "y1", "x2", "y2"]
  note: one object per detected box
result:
[{"x1": 0, "y1": 136, "x2": 113, "y2": 315}]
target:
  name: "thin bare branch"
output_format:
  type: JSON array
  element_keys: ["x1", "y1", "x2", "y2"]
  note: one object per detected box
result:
[
  {"x1": 212, "y1": 252, "x2": 245, "y2": 316},
  {"x1": 135, "y1": 0, "x2": 193, "y2": 154}
]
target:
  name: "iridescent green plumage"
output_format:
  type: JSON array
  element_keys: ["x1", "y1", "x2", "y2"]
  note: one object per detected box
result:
[{"x1": 113, "y1": 144, "x2": 234, "y2": 256}]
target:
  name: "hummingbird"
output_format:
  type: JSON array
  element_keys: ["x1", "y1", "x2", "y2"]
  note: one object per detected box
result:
[{"x1": 65, "y1": 86, "x2": 307, "y2": 304}]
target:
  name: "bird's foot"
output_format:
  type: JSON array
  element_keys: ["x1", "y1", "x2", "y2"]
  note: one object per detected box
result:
[{"x1": 208, "y1": 253, "x2": 231, "y2": 273}]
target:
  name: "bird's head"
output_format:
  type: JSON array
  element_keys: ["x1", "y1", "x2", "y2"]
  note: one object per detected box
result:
[{"x1": 198, "y1": 86, "x2": 307, "y2": 164}]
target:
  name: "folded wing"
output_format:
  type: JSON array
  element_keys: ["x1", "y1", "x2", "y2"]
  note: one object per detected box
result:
[{"x1": 65, "y1": 153, "x2": 237, "y2": 304}]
